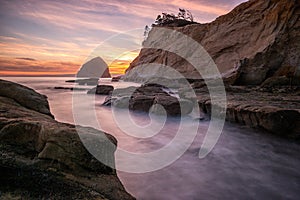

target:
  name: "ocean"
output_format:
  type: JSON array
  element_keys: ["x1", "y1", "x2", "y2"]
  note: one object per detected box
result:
[{"x1": 2, "y1": 77, "x2": 300, "y2": 200}]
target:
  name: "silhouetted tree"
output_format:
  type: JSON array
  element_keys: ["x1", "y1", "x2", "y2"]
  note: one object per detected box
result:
[
  {"x1": 154, "y1": 8, "x2": 194, "y2": 26},
  {"x1": 186, "y1": 10, "x2": 194, "y2": 22},
  {"x1": 144, "y1": 25, "x2": 150, "y2": 37},
  {"x1": 178, "y1": 8, "x2": 186, "y2": 19},
  {"x1": 178, "y1": 8, "x2": 194, "y2": 22}
]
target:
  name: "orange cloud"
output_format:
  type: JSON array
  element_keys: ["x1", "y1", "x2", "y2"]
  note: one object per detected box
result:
[
  {"x1": 0, "y1": 0, "x2": 246, "y2": 76},
  {"x1": 0, "y1": 57, "x2": 80, "y2": 76}
]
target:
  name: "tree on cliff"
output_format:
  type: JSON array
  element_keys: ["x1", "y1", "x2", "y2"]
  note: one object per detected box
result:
[
  {"x1": 154, "y1": 8, "x2": 195, "y2": 26},
  {"x1": 178, "y1": 8, "x2": 194, "y2": 22}
]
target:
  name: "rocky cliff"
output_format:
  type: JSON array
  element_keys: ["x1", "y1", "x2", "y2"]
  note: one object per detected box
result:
[
  {"x1": 124, "y1": 0, "x2": 300, "y2": 85},
  {"x1": 0, "y1": 79, "x2": 133, "y2": 199}
]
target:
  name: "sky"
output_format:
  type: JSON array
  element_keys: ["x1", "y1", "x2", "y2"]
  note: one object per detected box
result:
[{"x1": 0, "y1": 0, "x2": 246, "y2": 76}]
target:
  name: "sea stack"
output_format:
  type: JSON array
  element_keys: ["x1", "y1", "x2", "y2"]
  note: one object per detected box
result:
[{"x1": 77, "y1": 56, "x2": 111, "y2": 78}]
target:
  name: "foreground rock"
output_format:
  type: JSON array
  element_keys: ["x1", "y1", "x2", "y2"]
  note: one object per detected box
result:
[
  {"x1": 124, "y1": 0, "x2": 300, "y2": 85},
  {"x1": 0, "y1": 79, "x2": 134, "y2": 200},
  {"x1": 103, "y1": 84, "x2": 194, "y2": 116},
  {"x1": 0, "y1": 79, "x2": 53, "y2": 117},
  {"x1": 88, "y1": 85, "x2": 114, "y2": 95}
]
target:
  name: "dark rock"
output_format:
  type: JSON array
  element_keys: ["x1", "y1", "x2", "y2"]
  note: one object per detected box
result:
[
  {"x1": 113, "y1": 86, "x2": 139, "y2": 97},
  {"x1": 195, "y1": 88, "x2": 300, "y2": 137},
  {"x1": 54, "y1": 87, "x2": 87, "y2": 91},
  {"x1": 66, "y1": 78, "x2": 99, "y2": 85},
  {"x1": 261, "y1": 76, "x2": 300, "y2": 88},
  {"x1": 0, "y1": 79, "x2": 53, "y2": 117},
  {"x1": 151, "y1": 96, "x2": 194, "y2": 116},
  {"x1": 65, "y1": 79, "x2": 76, "y2": 83},
  {"x1": 104, "y1": 85, "x2": 194, "y2": 116},
  {"x1": 112, "y1": 76, "x2": 123, "y2": 82},
  {"x1": 88, "y1": 85, "x2": 114, "y2": 95},
  {"x1": 77, "y1": 78, "x2": 99, "y2": 86},
  {"x1": 113, "y1": 96, "x2": 131, "y2": 108},
  {"x1": 129, "y1": 95, "x2": 155, "y2": 112},
  {"x1": 0, "y1": 79, "x2": 134, "y2": 200}
]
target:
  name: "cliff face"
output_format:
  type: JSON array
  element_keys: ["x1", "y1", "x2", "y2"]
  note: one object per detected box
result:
[
  {"x1": 0, "y1": 79, "x2": 133, "y2": 199},
  {"x1": 124, "y1": 0, "x2": 300, "y2": 85}
]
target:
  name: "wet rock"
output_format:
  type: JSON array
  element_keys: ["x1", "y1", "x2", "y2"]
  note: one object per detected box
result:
[
  {"x1": 0, "y1": 79, "x2": 134, "y2": 200},
  {"x1": 54, "y1": 86, "x2": 87, "y2": 91},
  {"x1": 113, "y1": 96, "x2": 131, "y2": 108},
  {"x1": 66, "y1": 78, "x2": 99, "y2": 85},
  {"x1": 0, "y1": 79, "x2": 53, "y2": 117},
  {"x1": 88, "y1": 85, "x2": 114, "y2": 95},
  {"x1": 261, "y1": 76, "x2": 300, "y2": 88},
  {"x1": 129, "y1": 95, "x2": 155, "y2": 112},
  {"x1": 151, "y1": 96, "x2": 194, "y2": 116},
  {"x1": 195, "y1": 89, "x2": 300, "y2": 137},
  {"x1": 104, "y1": 85, "x2": 194, "y2": 116}
]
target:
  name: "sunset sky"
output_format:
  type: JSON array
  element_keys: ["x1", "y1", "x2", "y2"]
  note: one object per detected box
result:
[{"x1": 0, "y1": 0, "x2": 246, "y2": 76}]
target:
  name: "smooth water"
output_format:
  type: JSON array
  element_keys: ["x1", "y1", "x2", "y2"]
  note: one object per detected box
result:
[{"x1": 3, "y1": 77, "x2": 300, "y2": 200}]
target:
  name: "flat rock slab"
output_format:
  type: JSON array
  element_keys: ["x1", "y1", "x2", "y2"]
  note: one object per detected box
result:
[{"x1": 192, "y1": 88, "x2": 300, "y2": 137}]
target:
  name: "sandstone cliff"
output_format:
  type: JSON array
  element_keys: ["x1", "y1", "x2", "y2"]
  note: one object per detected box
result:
[
  {"x1": 124, "y1": 0, "x2": 300, "y2": 85},
  {"x1": 0, "y1": 79, "x2": 133, "y2": 199}
]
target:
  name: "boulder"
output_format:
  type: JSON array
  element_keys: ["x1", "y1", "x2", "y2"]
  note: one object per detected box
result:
[
  {"x1": 113, "y1": 96, "x2": 131, "y2": 108},
  {"x1": 129, "y1": 95, "x2": 155, "y2": 112},
  {"x1": 88, "y1": 85, "x2": 114, "y2": 95},
  {"x1": 152, "y1": 96, "x2": 194, "y2": 116},
  {"x1": 0, "y1": 79, "x2": 134, "y2": 200},
  {"x1": 0, "y1": 79, "x2": 53, "y2": 117},
  {"x1": 103, "y1": 85, "x2": 194, "y2": 116}
]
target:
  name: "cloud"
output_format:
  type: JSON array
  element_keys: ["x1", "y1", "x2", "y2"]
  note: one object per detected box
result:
[
  {"x1": 0, "y1": 0, "x2": 247, "y2": 76},
  {"x1": 16, "y1": 57, "x2": 37, "y2": 61},
  {"x1": 0, "y1": 57, "x2": 80, "y2": 73}
]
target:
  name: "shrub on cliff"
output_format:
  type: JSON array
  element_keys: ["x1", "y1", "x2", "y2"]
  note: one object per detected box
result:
[{"x1": 153, "y1": 8, "x2": 197, "y2": 27}]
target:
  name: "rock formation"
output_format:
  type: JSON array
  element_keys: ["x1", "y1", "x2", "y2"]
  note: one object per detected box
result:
[
  {"x1": 179, "y1": 84, "x2": 300, "y2": 137},
  {"x1": 88, "y1": 85, "x2": 114, "y2": 95},
  {"x1": 77, "y1": 57, "x2": 111, "y2": 78},
  {"x1": 103, "y1": 84, "x2": 194, "y2": 116},
  {"x1": 124, "y1": 0, "x2": 300, "y2": 86},
  {"x1": 66, "y1": 78, "x2": 100, "y2": 85},
  {"x1": 0, "y1": 79, "x2": 133, "y2": 199}
]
